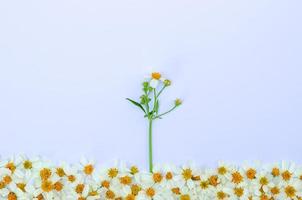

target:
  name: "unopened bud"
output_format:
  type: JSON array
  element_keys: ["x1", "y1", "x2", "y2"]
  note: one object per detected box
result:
[
  {"x1": 164, "y1": 79, "x2": 171, "y2": 86},
  {"x1": 174, "y1": 98, "x2": 182, "y2": 106}
]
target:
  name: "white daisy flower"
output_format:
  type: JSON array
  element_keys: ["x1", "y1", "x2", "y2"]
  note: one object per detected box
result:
[
  {"x1": 79, "y1": 157, "x2": 96, "y2": 178},
  {"x1": 137, "y1": 184, "x2": 163, "y2": 200},
  {"x1": 149, "y1": 72, "x2": 166, "y2": 88}
]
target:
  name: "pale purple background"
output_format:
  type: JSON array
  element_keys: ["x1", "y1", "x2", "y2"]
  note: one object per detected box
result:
[{"x1": 0, "y1": 0, "x2": 301, "y2": 169}]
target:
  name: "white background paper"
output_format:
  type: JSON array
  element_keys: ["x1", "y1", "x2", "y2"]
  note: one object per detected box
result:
[{"x1": 0, "y1": 0, "x2": 301, "y2": 169}]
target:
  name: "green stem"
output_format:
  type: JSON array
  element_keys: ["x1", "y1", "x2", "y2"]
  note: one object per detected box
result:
[
  {"x1": 145, "y1": 96, "x2": 150, "y2": 114},
  {"x1": 153, "y1": 105, "x2": 177, "y2": 119},
  {"x1": 153, "y1": 89, "x2": 158, "y2": 115},
  {"x1": 148, "y1": 119, "x2": 153, "y2": 173},
  {"x1": 153, "y1": 89, "x2": 156, "y2": 109},
  {"x1": 157, "y1": 85, "x2": 166, "y2": 98}
]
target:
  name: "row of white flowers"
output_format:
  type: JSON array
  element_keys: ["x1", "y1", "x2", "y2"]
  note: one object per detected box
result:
[{"x1": 0, "y1": 156, "x2": 301, "y2": 200}]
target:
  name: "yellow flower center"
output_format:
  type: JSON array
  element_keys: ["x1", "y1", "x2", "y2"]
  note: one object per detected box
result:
[
  {"x1": 36, "y1": 194, "x2": 44, "y2": 200},
  {"x1": 56, "y1": 168, "x2": 65, "y2": 177},
  {"x1": 217, "y1": 191, "x2": 227, "y2": 199},
  {"x1": 271, "y1": 168, "x2": 280, "y2": 177},
  {"x1": 17, "y1": 183, "x2": 26, "y2": 192},
  {"x1": 260, "y1": 194, "x2": 268, "y2": 200},
  {"x1": 75, "y1": 184, "x2": 85, "y2": 194},
  {"x1": 3, "y1": 175, "x2": 12, "y2": 184},
  {"x1": 106, "y1": 190, "x2": 115, "y2": 199},
  {"x1": 171, "y1": 187, "x2": 181, "y2": 195},
  {"x1": 83, "y1": 164, "x2": 94, "y2": 175},
  {"x1": 8, "y1": 192, "x2": 17, "y2": 200},
  {"x1": 146, "y1": 187, "x2": 155, "y2": 197},
  {"x1": 41, "y1": 180, "x2": 53, "y2": 192},
  {"x1": 153, "y1": 172, "x2": 163, "y2": 183},
  {"x1": 0, "y1": 181, "x2": 5, "y2": 189},
  {"x1": 165, "y1": 172, "x2": 173, "y2": 180},
  {"x1": 23, "y1": 160, "x2": 33, "y2": 169},
  {"x1": 40, "y1": 168, "x2": 52, "y2": 180},
  {"x1": 285, "y1": 185, "x2": 296, "y2": 198},
  {"x1": 246, "y1": 168, "x2": 256, "y2": 179},
  {"x1": 68, "y1": 175, "x2": 76, "y2": 182},
  {"x1": 89, "y1": 190, "x2": 98, "y2": 196},
  {"x1": 218, "y1": 166, "x2": 227, "y2": 175},
  {"x1": 6, "y1": 162, "x2": 16, "y2": 173},
  {"x1": 282, "y1": 170, "x2": 292, "y2": 181},
  {"x1": 130, "y1": 166, "x2": 139, "y2": 174},
  {"x1": 182, "y1": 168, "x2": 192, "y2": 181},
  {"x1": 208, "y1": 175, "x2": 219, "y2": 187},
  {"x1": 101, "y1": 180, "x2": 110, "y2": 188},
  {"x1": 108, "y1": 168, "x2": 118, "y2": 178},
  {"x1": 131, "y1": 184, "x2": 141, "y2": 195},
  {"x1": 53, "y1": 182, "x2": 63, "y2": 191},
  {"x1": 232, "y1": 172, "x2": 243, "y2": 184},
  {"x1": 120, "y1": 176, "x2": 132, "y2": 185},
  {"x1": 125, "y1": 194, "x2": 135, "y2": 200},
  {"x1": 200, "y1": 181, "x2": 209, "y2": 189},
  {"x1": 234, "y1": 187, "x2": 244, "y2": 197},
  {"x1": 271, "y1": 186, "x2": 280, "y2": 195},
  {"x1": 151, "y1": 72, "x2": 161, "y2": 80},
  {"x1": 180, "y1": 194, "x2": 190, "y2": 200},
  {"x1": 259, "y1": 177, "x2": 268, "y2": 185}
]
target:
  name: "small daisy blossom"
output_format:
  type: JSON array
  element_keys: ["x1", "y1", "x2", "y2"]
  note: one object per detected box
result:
[{"x1": 149, "y1": 72, "x2": 166, "y2": 88}]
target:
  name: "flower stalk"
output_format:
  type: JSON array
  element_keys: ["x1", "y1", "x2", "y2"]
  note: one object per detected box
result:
[
  {"x1": 127, "y1": 72, "x2": 182, "y2": 172},
  {"x1": 148, "y1": 119, "x2": 153, "y2": 172}
]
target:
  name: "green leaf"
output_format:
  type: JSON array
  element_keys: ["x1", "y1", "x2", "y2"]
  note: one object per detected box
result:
[{"x1": 126, "y1": 98, "x2": 146, "y2": 113}]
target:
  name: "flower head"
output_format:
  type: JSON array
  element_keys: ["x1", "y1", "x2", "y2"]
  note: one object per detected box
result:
[
  {"x1": 164, "y1": 79, "x2": 171, "y2": 86},
  {"x1": 150, "y1": 72, "x2": 165, "y2": 88},
  {"x1": 175, "y1": 98, "x2": 182, "y2": 106},
  {"x1": 151, "y1": 72, "x2": 161, "y2": 80}
]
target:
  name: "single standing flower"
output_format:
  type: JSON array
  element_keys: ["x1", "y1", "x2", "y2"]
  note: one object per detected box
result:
[{"x1": 126, "y1": 72, "x2": 182, "y2": 172}]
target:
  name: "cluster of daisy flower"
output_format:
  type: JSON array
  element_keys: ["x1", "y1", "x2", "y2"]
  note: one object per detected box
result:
[{"x1": 1, "y1": 156, "x2": 302, "y2": 200}]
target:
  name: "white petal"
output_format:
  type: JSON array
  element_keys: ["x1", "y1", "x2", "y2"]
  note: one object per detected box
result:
[{"x1": 149, "y1": 79, "x2": 159, "y2": 88}]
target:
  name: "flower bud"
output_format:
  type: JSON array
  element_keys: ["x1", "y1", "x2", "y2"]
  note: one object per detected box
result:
[
  {"x1": 174, "y1": 98, "x2": 182, "y2": 106},
  {"x1": 140, "y1": 95, "x2": 146, "y2": 104},
  {"x1": 163, "y1": 79, "x2": 171, "y2": 86},
  {"x1": 142, "y1": 81, "x2": 149, "y2": 88}
]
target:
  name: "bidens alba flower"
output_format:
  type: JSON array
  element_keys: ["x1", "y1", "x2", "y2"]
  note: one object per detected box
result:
[{"x1": 149, "y1": 72, "x2": 165, "y2": 88}]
